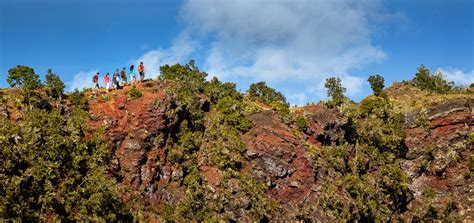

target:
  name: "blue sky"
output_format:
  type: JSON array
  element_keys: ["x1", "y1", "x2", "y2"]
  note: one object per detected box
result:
[{"x1": 0, "y1": 0, "x2": 472, "y2": 105}]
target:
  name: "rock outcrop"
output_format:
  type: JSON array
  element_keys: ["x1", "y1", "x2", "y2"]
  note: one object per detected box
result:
[
  {"x1": 85, "y1": 81, "x2": 473, "y2": 221},
  {"x1": 403, "y1": 98, "x2": 473, "y2": 220}
]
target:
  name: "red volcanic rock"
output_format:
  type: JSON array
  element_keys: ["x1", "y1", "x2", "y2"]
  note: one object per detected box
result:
[
  {"x1": 85, "y1": 80, "x2": 473, "y2": 221},
  {"x1": 243, "y1": 110, "x2": 317, "y2": 212},
  {"x1": 402, "y1": 98, "x2": 473, "y2": 220}
]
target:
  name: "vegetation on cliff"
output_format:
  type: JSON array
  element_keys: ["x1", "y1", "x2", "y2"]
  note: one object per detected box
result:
[{"x1": 0, "y1": 63, "x2": 472, "y2": 221}]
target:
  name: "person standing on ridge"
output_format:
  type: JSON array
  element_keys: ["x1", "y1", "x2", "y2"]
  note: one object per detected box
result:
[
  {"x1": 104, "y1": 73, "x2": 111, "y2": 92},
  {"x1": 92, "y1": 72, "x2": 100, "y2": 93},
  {"x1": 130, "y1": 65, "x2": 136, "y2": 84},
  {"x1": 121, "y1": 67, "x2": 127, "y2": 85},
  {"x1": 138, "y1": 62, "x2": 145, "y2": 81},
  {"x1": 113, "y1": 69, "x2": 120, "y2": 90}
]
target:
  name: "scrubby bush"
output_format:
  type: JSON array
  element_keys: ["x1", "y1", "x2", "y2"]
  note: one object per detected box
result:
[
  {"x1": 368, "y1": 74, "x2": 385, "y2": 97},
  {"x1": 67, "y1": 89, "x2": 88, "y2": 110},
  {"x1": 295, "y1": 115, "x2": 308, "y2": 133},
  {"x1": 159, "y1": 60, "x2": 207, "y2": 92},
  {"x1": 247, "y1": 81, "x2": 287, "y2": 105},
  {"x1": 0, "y1": 108, "x2": 132, "y2": 221},
  {"x1": 216, "y1": 97, "x2": 252, "y2": 132},
  {"x1": 325, "y1": 77, "x2": 346, "y2": 108},
  {"x1": 7, "y1": 65, "x2": 43, "y2": 107},
  {"x1": 128, "y1": 85, "x2": 142, "y2": 99},
  {"x1": 411, "y1": 65, "x2": 454, "y2": 93},
  {"x1": 45, "y1": 69, "x2": 65, "y2": 100},
  {"x1": 204, "y1": 77, "x2": 242, "y2": 105},
  {"x1": 7, "y1": 65, "x2": 42, "y2": 90},
  {"x1": 357, "y1": 95, "x2": 406, "y2": 154}
]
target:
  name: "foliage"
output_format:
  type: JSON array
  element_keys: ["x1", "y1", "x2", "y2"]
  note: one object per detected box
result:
[
  {"x1": 0, "y1": 108, "x2": 131, "y2": 221},
  {"x1": 6, "y1": 65, "x2": 42, "y2": 90},
  {"x1": 295, "y1": 115, "x2": 308, "y2": 133},
  {"x1": 67, "y1": 89, "x2": 88, "y2": 111},
  {"x1": 45, "y1": 69, "x2": 65, "y2": 100},
  {"x1": 242, "y1": 98, "x2": 263, "y2": 114},
  {"x1": 128, "y1": 85, "x2": 143, "y2": 99},
  {"x1": 356, "y1": 95, "x2": 406, "y2": 154},
  {"x1": 411, "y1": 65, "x2": 454, "y2": 93},
  {"x1": 423, "y1": 188, "x2": 436, "y2": 198},
  {"x1": 159, "y1": 60, "x2": 207, "y2": 92},
  {"x1": 308, "y1": 86, "x2": 411, "y2": 221},
  {"x1": 270, "y1": 100, "x2": 291, "y2": 123},
  {"x1": 469, "y1": 134, "x2": 474, "y2": 143},
  {"x1": 204, "y1": 77, "x2": 242, "y2": 105},
  {"x1": 6, "y1": 65, "x2": 42, "y2": 106},
  {"x1": 325, "y1": 77, "x2": 346, "y2": 108},
  {"x1": 247, "y1": 81, "x2": 287, "y2": 105},
  {"x1": 368, "y1": 74, "x2": 385, "y2": 97},
  {"x1": 215, "y1": 97, "x2": 252, "y2": 132}
]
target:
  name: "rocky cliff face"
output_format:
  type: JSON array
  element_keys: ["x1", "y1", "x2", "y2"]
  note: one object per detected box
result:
[
  {"x1": 86, "y1": 82, "x2": 473, "y2": 221},
  {"x1": 403, "y1": 98, "x2": 473, "y2": 220}
]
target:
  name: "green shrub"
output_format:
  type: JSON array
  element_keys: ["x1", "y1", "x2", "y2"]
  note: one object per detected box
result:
[
  {"x1": 159, "y1": 60, "x2": 207, "y2": 92},
  {"x1": 128, "y1": 85, "x2": 142, "y2": 99},
  {"x1": 368, "y1": 74, "x2": 386, "y2": 97},
  {"x1": 204, "y1": 77, "x2": 241, "y2": 105},
  {"x1": 67, "y1": 89, "x2": 88, "y2": 110},
  {"x1": 0, "y1": 109, "x2": 132, "y2": 221},
  {"x1": 247, "y1": 81, "x2": 287, "y2": 105},
  {"x1": 270, "y1": 100, "x2": 291, "y2": 124},
  {"x1": 100, "y1": 93, "x2": 110, "y2": 101},
  {"x1": 216, "y1": 97, "x2": 252, "y2": 132},
  {"x1": 325, "y1": 77, "x2": 346, "y2": 108},
  {"x1": 411, "y1": 65, "x2": 454, "y2": 93},
  {"x1": 295, "y1": 115, "x2": 308, "y2": 133},
  {"x1": 242, "y1": 98, "x2": 263, "y2": 114},
  {"x1": 45, "y1": 69, "x2": 65, "y2": 100}
]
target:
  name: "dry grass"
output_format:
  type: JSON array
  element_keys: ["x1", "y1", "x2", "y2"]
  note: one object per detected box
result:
[{"x1": 386, "y1": 82, "x2": 473, "y2": 113}]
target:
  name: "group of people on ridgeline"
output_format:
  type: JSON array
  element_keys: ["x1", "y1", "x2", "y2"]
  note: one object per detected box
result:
[{"x1": 92, "y1": 62, "x2": 145, "y2": 93}]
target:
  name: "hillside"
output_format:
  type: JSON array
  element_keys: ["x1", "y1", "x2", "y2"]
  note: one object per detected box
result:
[{"x1": 1, "y1": 63, "x2": 473, "y2": 222}]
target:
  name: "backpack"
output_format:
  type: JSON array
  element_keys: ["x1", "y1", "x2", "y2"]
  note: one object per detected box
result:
[{"x1": 93, "y1": 75, "x2": 98, "y2": 83}]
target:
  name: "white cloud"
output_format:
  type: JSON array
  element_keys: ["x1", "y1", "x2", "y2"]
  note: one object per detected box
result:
[
  {"x1": 67, "y1": 69, "x2": 98, "y2": 92},
  {"x1": 133, "y1": 0, "x2": 394, "y2": 104},
  {"x1": 180, "y1": 0, "x2": 387, "y2": 104},
  {"x1": 131, "y1": 34, "x2": 197, "y2": 80},
  {"x1": 436, "y1": 67, "x2": 474, "y2": 87}
]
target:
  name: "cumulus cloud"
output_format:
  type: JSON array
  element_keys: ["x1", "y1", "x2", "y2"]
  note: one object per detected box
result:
[
  {"x1": 68, "y1": 69, "x2": 98, "y2": 92},
  {"x1": 436, "y1": 67, "x2": 474, "y2": 87},
  {"x1": 135, "y1": 0, "x2": 393, "y2": 104},
  {"x1": 131, "y1": 34, "x2": 197, "y2": 80},
  {"x1": 181, "y1": 0, "x2": 387, "y2": 104}
]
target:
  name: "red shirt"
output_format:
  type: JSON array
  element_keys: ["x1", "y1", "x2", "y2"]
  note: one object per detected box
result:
[{"x1": 103, "y1": 75, "x2": 111, "y2": 83}]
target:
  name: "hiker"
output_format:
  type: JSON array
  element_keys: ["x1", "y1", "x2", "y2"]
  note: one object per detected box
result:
[
  {"x1": 120, "y1": 67, "x2": 128, "y2": 85},
  {"x1": 130, "y1": 65, "x2": 136, "y2": 84},
  {"x1": 138, "y1": 62, "x2": 145, "y2": 81},
  {"x1": 113, "y1": 69, "x2": 120, "y2": 90},
  {"x1": 92, "y1": 72, "x2": 100, "y2": 93},
  {"x1": 103, "y1": 73, "x2": 111, "y2": 92}
]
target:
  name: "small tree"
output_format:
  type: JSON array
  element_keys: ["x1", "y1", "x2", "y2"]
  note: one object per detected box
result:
[
  {"x1": 368, "y1": 74, "x2": 385, "y2": 97},
  {"x1": 412, "y1": 65, "x2": 431, "y2": 90},
  {"x1": 324, "y1": 77, "x2": 346, "y2": 107},
  {"x1": 45, "y1": 69, "x2": 65, "y2": 100},
  {"x1": 247, "y1": 81, "x2": 287, "y2": 105},
  {"x1": 7, "y1": 65, "x2": 41, "y2": 90},
  {"x1": 7, "y1": 65, "x2": 42, "y2": 107},
  {"x1": 412, "y1": 65, "x2": 453, "y2": 93}
]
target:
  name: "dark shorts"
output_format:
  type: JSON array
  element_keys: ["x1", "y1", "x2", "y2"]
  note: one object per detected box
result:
[{"x1": 139, "y1": 72, "x2": 145, "y2": 80}]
